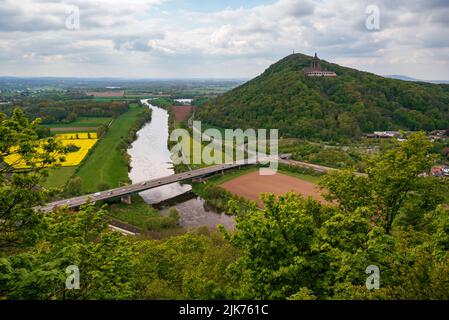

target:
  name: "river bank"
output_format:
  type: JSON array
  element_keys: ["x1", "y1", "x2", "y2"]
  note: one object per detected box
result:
[{"x1": 124, "y1": 99, "x2": 235, "y2": 231}]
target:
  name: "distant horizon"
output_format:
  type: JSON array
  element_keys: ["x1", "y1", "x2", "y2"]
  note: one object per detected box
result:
[
  {"x1": 0, "y1": 75, "x2": 249, "y2": 81},
  {"x1": 1, "y1": 73, "x2": 448, "y2": 84},
  {"x1": 1, "y1": 52, "x2": 449, "y2": 83}
]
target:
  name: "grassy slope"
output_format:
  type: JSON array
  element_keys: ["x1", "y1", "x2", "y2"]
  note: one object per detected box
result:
[
  {"x1": 180, "y1": 135, "x2": 232, "y2": 170},
  {"x1": 76, "y1": 103, "x2": 144, "y2": 192},
  {"x1": 106, "y1": 195, "x2": 159, "y2": 228},
  {"x1": 278, "y1": 169, "x2": 321, "y2": 184},
  {"x1": 42, "y1": 166, "x2": 78, "y2": 189}
]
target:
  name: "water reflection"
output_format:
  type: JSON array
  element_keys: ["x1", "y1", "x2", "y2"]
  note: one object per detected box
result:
[
  {"x1": 159, "y1": 197, "x2": 235, "y2": 231},
  {"x1": 128, "y1": 100, "x2": 235, "y2": 230},
  {"x1": 128, "y1": 100, "x2": 191, "y2": 203}
]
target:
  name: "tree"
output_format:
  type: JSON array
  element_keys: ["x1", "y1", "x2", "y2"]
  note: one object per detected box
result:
[
  {"x1": 65, "y1": 176, "x2": 82, "y2": 196},
  {"x1": 225, "y1": 190, "x2": 449, "y2": 300},
  {"x1": 198, "y1": 53, "x2": 449, "y2": 142},
  {"x1": 0, "y1": 108, "x2": 65, "y2": 250},
  {"x1": 66, "y1": 144, "x2": 81, "y2": 153},
  {"x1": 222, "y1": 131, "x2": 449, "y2": 300},
  {"x1": 133, "y1": 230, "x2": 239, "y2": 300},
  {"x1": 320, "y1": 132, "x2": 437, "y2": 233},
  {"x1": 1, "y1": 109, "x2": 138, "y2": 300},
  {"x1": 224, "y1": 193, "x2": 336, "y2": 299},
  {"x1": 64, "y1": 112, "x2": 77, "y2": 123},
  {"x1": 35, "y1": 127, "x2": 51, "y2": 139},
  {"x1": 97, "y1": 183, "x2": 110, "y2": 191},
  {"x1": 0, "y1": 204, "x2": 137, "y2": 300}
]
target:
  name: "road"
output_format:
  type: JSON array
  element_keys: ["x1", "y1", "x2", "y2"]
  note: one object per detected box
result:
[
  {"x1": 36, "y1": 153, "x2": 363, "y2": 213},
  {"x1": 280, "y1": 158, "x2": 367, "y2": 176},
  {"x1": 279, "y1": 159, "x2": 336, "y2": 173},
  {"x1": 36, "y1": 158, "x2": 262, "y2": 213}
]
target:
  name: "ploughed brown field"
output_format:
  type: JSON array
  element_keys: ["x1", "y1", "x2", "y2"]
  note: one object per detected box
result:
[
  {"x1": 86, "y1": 91, "x2": 125, "y2": 97},
  {"x1": 221, "y1": 171, "x2": 326, "y2": 207},
  {"x1": 172, "y1": 106, "x2": 194, "y2": 123}
]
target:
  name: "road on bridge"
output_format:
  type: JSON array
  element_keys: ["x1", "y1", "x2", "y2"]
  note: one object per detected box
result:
[
  {"x1": 36, "y1": 155, "x2": 349, "y2": 213},
  {"x1": 36, "y1": 159, "x2": 262, "y2": 213}
]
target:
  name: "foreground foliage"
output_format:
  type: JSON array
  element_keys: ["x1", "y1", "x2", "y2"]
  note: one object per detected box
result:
[{"x1": 1, "y1": 109, "x2": 448, "y2": 299}]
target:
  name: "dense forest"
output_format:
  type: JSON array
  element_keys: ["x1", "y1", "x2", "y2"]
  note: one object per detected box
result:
[
  {"x1": 198, "y1": 53, "x2": 449, "y2": 141},
  {"x1": 1, "y1": 109, "x2": 449, "y2": 299}
]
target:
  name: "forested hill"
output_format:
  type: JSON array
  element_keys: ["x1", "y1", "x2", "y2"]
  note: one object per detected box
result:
[{"x1": 197, "y1": 53, "x2": 449, "y2": 141}]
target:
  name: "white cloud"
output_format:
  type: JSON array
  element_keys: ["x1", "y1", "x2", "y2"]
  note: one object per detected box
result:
[{"x1": 0, "y1": 0, "x2": 448, "y2": 79}]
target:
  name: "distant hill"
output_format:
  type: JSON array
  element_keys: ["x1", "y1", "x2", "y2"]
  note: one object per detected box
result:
[
  {"x1": 430, "y1": 80, "x2": 449, "y2": 84},
  {"x1": 198, "y1": 53, "x2": 449, "y2": 141},
  {"x1": 384, "y1": 75, "x2": 420, "y2": 81},
  {"x1": 384, "y1": 75, "x2": 449, "y2": 84}
]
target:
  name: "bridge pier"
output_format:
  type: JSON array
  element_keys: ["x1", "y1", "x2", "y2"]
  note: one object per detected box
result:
[
  {"x1": 119, "y1": 181, "x2": 132, "y2": 205},
  {"x1": 41, "y1": 159, "x2": 293, "y2": 213},
  {"x1": 121, "y1": 195, "x2": 132, "y2": 205}
]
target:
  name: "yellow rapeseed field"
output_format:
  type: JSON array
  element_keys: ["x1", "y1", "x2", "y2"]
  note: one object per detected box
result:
[
  {"x1": 59, "y1": 138, "x2": 98, "y2": 166},
  {"x1": 4, "y1": 133, "x2": 98, "y2": 168}
]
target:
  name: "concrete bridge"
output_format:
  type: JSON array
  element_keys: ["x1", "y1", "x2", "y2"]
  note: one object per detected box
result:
[
  {"x1": 36, "y1": 158, "x2": 267, "y2": 213},
  {"x1": 35, "y1": 152, "x2": 338, "y2": 214}
]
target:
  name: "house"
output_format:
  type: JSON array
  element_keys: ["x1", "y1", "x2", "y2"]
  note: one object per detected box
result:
[
  {"x1": 431, "y1": 166, "x2": 449, "y2": 177},
  {"x1": 366, "y1": 131, "x2": 403, "y2": 139},
  {"x1": 430, "y1": 130, "x2": 447, "y2": 137},
  {"x1": 443, "y1": 167, "x2": 449, "y2": 177},
  {"x1": 429, "y1": 130, "x2": 449, "y2": 141},
  {"x1": 431, "y1": 166, "x2": 444, "y2": 177}
]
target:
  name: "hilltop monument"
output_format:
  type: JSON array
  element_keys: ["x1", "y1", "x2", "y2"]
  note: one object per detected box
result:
[{"x1": 304, "y1": 53, "x2": 337, "y2": 77}]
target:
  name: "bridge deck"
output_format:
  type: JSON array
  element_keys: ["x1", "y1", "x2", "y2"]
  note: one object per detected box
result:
[{"x1": 36, "y1": 159, "x2": 262, "y2": 213}]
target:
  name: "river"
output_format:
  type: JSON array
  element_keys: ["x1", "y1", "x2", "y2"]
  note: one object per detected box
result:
[{"x1": 127, "y1": 99, "x2": 235, "y2": 230}]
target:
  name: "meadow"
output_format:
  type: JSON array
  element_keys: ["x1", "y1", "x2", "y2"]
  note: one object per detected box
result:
[
  {"x1": 41, "y1": 103, "x2": 146, "y2": 190},
  {"x1": 75, "y1": 103, "x2": 146, "y2": 192},
  {"x1": 106, "y1": 195, "x2": 160, "y2": 229},
  {"x1": 41, "y1": 167, "x2": 78, "y2": 189},
  {"x1": 42, "y1": 117, "x2": 112, "y2": 131}
]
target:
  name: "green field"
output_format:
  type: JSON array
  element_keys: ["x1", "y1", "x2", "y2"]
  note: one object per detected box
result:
[
  {"x1": 42, "y1": 104, "x2": 145, "y2": 191},
  {"x1": 176, "y1": 135, "x2": 232, "y2": 171},
  {"x1": 42, "y1": 166, "x2": 78, "y2": 189},
  {"x1": 92, "y1": 97, "x2": 150, "y2": 102},
  {"x1": 106, "y1": 195, "x2": 159, "y2": 228},
  {"x1": 75, "y1": 103, "x2": 144, "y2": 192},
  {"x1": 42, "y1": 117, "x2": 112, "y2": 129},
  {"x1": 278, "y1": 169, "x2": 321, "y2": 184}
]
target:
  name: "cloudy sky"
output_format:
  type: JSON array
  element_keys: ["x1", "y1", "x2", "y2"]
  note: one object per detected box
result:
[{"x1": 0, "y1": 0, "x2": 448, "y2": 80}]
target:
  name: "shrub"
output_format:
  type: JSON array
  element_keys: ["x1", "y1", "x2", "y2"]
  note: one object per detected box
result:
[
  {"x1": 66, "y1": 143, "x2": 81, "y2": 153},
  {"x1": 144, "y1": 209, "x2": 180, "y2": 231}
]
